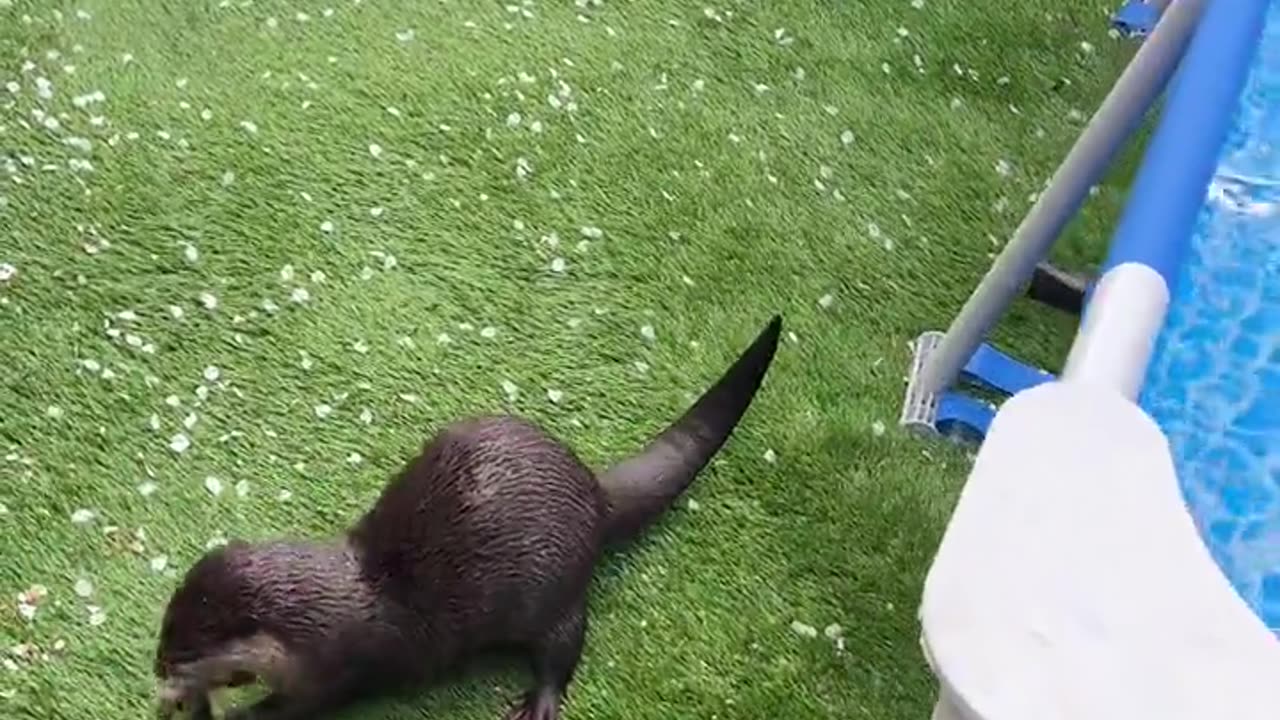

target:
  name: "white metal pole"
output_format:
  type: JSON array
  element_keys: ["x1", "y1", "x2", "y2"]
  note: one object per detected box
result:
[{"x1": 916, "y1": 0, "x2": 1207, "y2": 397}]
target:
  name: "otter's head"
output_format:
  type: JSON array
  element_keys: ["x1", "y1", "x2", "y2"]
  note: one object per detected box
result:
[{"x1": 154, "y1": 540, "x2": 261, "y2": 717}]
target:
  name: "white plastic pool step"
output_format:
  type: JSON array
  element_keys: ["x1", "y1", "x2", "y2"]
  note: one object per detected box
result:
[{"x1": 919, "y1": 381, "x2": 1280, "y2": 720}]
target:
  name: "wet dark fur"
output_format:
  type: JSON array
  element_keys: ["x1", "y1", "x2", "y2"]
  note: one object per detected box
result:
[{"x1": 155, "y1": 316, "x2": 783, "y2": 720}]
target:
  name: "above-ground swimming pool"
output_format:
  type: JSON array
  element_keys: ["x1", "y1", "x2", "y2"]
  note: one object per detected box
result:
[
  {"x1": 1141, "y1": 0, "x2": 1280, "y2": 632},
  {"x1": 916, "y1": 3, "x2": 1280, "y2": 718}
]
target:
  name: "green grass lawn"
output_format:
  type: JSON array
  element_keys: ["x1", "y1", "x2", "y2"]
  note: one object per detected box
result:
[{"x1": 1, "y1": 1, "x2": 1136, "y2": 718}]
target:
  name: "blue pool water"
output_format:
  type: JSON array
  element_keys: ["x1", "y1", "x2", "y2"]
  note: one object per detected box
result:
[{"x1": 1140, "y1": 3, "x2": 1280, "y2": 632}]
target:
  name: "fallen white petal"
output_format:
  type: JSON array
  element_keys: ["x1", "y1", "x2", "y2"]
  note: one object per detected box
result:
[
  {"x1": 169, "y1": 433, "x2": 191, "y2": 454},
  {"x1": 204, "y1": 476, "x2": 224, "y2": 496},
  {"x1": 790, "y1": 621, "x2": 819, "y2": 639}
]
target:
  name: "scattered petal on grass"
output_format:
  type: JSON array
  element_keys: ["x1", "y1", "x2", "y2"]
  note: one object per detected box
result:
[
  {"x1": 149, "y1": 556, "x2": 168, "y2": 573},
  {"x1": 70, "y1": 509, "x2": 96, "y2": 524},
  {"x1": 277, "y1": 490, "x2": 293, "y2": 502},
  {"x1": 480, "y1": 326, "x2": 497, "y2": 339},
  {"x1": 137, "y1": 481, "x2": 157, "y2": 497},
  {"x1": 86, "y1": 605, "x2": 107, "y2": 627},
  {"x1": 235, "y1": 480, "x2": 251, "y2": 498},
  {"x1": 320, "y1": 220, "x2": 335, "y2": 234},
  {"x1": 840, "y1": 130, "x2": 855, "y2": 146},
  {"x1": 370, "y1": 206, "x2": 385, "y2": 218},
  {"x1": 824, "y1": 623, "x2": 845, "y2": 639},
  {"x1": 359, "y1": 408, "x2": 374, "y2": 424},
  {"x1": 0, "y1": 263, "x2": 16, "y2": 282},
  {"x1": 790, "y1": 621, "x2": 819, "y2": 639},
  {"x1": 17, "y1": 585, "x2": 48, "y2": 622},
  {"x1": 501, "y1": 380, "x2": 519, "y2": 401},
  {"x1": 202, "y1": 366, "x2": 220, "y2": 382},
  {"x1": 290, "y1": 287, "x2": 311, "y2": 304},
  {"x1": 871, "y1": 420, "x2": 887, "y2": 437},
  {"x1": 73, "y1": 578, "x2": 93, "y2": 598},
  {"x1": 640, "y1": 325, "x2": 656, "y2": 342},
  {"x1": 46, "y1": 405, "x2": 64, "y2": 419},
  {"x1": 204, "y1": 476, "x2": 224, "y2": 496},
  {"x1": 396, "y1": 29, "x2": 415, "y2": 42},
  {"x1": 368, "y1": 143, "x2": 383, "y2": 159},
  {"x1": 817, "y1": 293, "x2": 835, "y2": 309},
  {"x1": 314, "y1": 404, "x2": 333, "y2": 419},
  {"x1": 280, "y1": 264, "x2": 296, "y2": 282},
  {"x1": 199, "y1": 292, "x2": 219, "y2": 310},
  {"x1": 763, "y1": 448, "x2": 777, "y2": 464},
  {"x1": 546, "y1": 388, "x2": 564, "y2": 404},
  {"x1": 550, "y1": 257, "x2": 567, "y2": 273},
  {"x1": 169, "y1": 433, "x2": 191, "y2": 454},
  {"x1": 580, "y1": 226, "x2": 604, "y2": 239},
  {"x1": 347, "y1": 452, "x2": 363, "y2": 466}
]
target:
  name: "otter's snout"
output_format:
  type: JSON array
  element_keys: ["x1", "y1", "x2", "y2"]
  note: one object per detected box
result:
[{"x1": 155, "y1": 676, "x2": 212, "y2": 720}]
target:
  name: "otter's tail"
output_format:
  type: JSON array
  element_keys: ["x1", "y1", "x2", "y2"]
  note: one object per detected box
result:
[{"x1": 598, "y1": 315, "x2": 783, "y2": 546}]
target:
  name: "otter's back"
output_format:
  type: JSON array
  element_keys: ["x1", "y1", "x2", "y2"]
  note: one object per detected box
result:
[{"x1": 348, "y1": 415, "x2": 605, "y2": 648}]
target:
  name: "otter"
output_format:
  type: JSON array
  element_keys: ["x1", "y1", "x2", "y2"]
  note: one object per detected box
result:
[{"x1": 154, "y1": 315, "x2": 783, "y2": 720}]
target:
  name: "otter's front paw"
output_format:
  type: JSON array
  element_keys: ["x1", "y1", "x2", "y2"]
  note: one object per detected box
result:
[
  {"x1": 223, "y1": 707, "x2": 256, "y2": 720},
  {"x1": 224, "y1": 693, "x2": 288, "y2": 720}
]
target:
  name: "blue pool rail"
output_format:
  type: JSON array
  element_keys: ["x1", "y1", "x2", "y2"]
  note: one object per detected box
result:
[{"x1": 1099, "y1": 0, "x2": 1270, "y2": 290}]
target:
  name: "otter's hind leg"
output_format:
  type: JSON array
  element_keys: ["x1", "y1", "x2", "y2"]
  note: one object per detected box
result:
[{"x1": 504, "y1": 603, "x2": 588, "y2": 720}]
